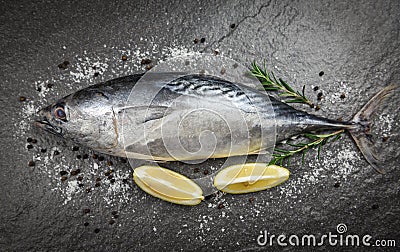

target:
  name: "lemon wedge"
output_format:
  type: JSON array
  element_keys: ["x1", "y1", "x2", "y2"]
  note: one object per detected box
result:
[
  {"x1": 133, "y1": 165, "x2": 204, "y2": 205},
  {"x1": 213, "y1": 163, "x2": 289, "y2": 194}
]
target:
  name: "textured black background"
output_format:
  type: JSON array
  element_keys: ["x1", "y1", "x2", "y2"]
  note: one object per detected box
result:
[{"x1": 1, "y1": 0, "x2": 399, "y2": 251}]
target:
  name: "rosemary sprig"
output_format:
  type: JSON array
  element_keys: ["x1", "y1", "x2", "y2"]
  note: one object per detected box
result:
[
  {"x1": 269, "y1": 130, "x2": 344, "y2": 166},
  {"x1": 250, "y1": 61, "x2": 314, "y2": 107},
  {"x1": 250, "y1": 60, "x2": 343, "y2": 165}
]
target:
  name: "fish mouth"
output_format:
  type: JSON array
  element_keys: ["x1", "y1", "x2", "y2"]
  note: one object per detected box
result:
[{"x1": 34, "y1": 118, "x2": 63, "y2": 136}]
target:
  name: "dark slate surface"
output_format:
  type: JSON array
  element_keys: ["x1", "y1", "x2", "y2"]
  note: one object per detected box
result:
[{"x1": 1, "y1": 0, "x2": 399, "y2": 251}]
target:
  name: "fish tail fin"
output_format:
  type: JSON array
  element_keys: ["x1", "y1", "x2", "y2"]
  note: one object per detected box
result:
[{"x1": 349, "y1": 84, "x2": 399, "y2": 174}]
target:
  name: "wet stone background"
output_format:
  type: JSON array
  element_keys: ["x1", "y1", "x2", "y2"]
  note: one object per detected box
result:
[{"x1": 1, "y1": 0, "x2": 399, "y2": 251}]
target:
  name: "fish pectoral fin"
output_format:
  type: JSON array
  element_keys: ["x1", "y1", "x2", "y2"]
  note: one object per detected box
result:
[
  {"x1": 115, "y1": 105, "x2": 169, "y2": 124},
  {"x1": 143, "y1": 107, "x2": 167, "y2": 123}
]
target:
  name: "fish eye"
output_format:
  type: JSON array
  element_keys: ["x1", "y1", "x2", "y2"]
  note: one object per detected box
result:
[{"x1": 54, "y1": 106, "x2": 67, "y2": 121}]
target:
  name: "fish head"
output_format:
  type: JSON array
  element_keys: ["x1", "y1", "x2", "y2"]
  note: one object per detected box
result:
[
  {"x1": 35, "y1": 102, "x2": 68, "y2": 137},
  {"x1": 35, "y1": 89, "x2": 120, "y2": 153}
]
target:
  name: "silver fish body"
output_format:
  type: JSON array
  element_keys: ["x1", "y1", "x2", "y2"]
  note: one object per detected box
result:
[{"x1": 37, "y1": 74, "x2": 393, "y2": 170}]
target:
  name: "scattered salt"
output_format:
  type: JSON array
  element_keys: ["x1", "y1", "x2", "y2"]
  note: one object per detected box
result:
[{"x1": 64, "y1": 180, "x2": 79, "y2": 205}]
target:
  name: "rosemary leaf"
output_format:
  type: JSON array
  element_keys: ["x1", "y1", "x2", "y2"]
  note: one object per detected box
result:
[
  {"x1": 279, "y1": 78, "x2": 295, "y2": 93},
  {"x1": 274, "y1": 148, "x2": 289, "y2": 153},
  {"x1": 286, "y1": 99, "x2": 305, "y2": 103}
]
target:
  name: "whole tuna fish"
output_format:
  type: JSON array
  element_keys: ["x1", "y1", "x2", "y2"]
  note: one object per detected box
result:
[{"x1": 35, "y1": 73, "x2": 397, "y2": 172}]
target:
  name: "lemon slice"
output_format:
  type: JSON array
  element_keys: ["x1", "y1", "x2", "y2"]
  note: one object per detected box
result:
[
  {"x1": 133, "y1": 165, "x2": 204, "y2": 205},
  {"x1": 214, "y1": 163, "x2": 289, "y2": 194}
]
